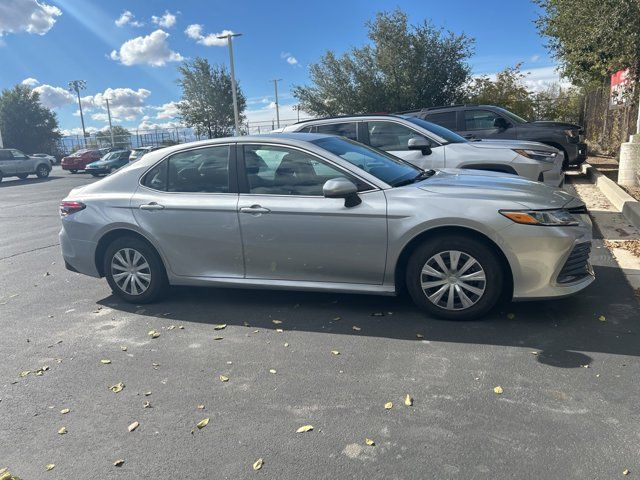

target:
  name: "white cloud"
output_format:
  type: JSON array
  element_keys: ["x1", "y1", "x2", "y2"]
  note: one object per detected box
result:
[
  {"x1": 152, "y1": 10, "x2": 177, "y2": 28},
  {"x1": 0, "y1": 0, "x2": 61, "y2": 37},
  {"x1": 110, "y1": 30, "x2": 183, "y2": 67},
  {"x1": 530, "y1": 54, "x2": 541, "y2": 63},
  {"x1": 523, "y1": 65, "x2": 570, "y2": 91},
  {"x1": 185, "y1": 24, "x2": 233, "y2": 47},
  {"x1": 245, "y1": 102, "x2": 308, "y2": 128},
  {"x1": 281, "y1": 52, "x2": 298, "y2": 66},
  {"x1": 138, "y1": 119, "x2": 182, "y2": 130},
  {"x1": 21, "y1": 77, "x2": 40, "y2": 87},
  {"x1": 33, "y1": 84, "x2": 75, "y2": 108},
  {"x1": 115, "y1": 10, "x2": 144, "y2": 28},
  {"x1": 82, "y1": 87, "x2": 151, "y2": 122},
  {"x1": 61, "y1": 126, "x2": 100, "y2": 136},
  {"x1": 154, "y1": 101, "x2": 180, "y2": 119}
]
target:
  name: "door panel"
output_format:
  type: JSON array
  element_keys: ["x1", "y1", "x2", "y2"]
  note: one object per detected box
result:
[
  {"x1": 10, "y1": 150, "x2": 33, "y2": 174},
  {"x1": 238, "y1": 191, "x2": 388, "y2": 284},
  {"x1": 0, "y1": 151, "x2": 16, "y2": 174}
]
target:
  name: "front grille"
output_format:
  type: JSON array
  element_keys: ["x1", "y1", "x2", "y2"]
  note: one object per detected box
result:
[{"x1": 557, "y1": 242, "x2": 592, "y2": 284}]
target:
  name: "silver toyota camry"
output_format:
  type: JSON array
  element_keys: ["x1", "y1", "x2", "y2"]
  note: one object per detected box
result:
[{"x1": 59, "y1": 133, "x2": 594, "y2": 320}]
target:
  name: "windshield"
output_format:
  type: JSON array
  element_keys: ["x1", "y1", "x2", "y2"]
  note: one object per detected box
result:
[
  {"x1": 494, "y1": 107, "x2": 528, "y2": 124},
  {"x1": 312, "y1": 136, "x2": 422, "y2": 187},
  {"x1": 100, "y1": 152, "x2": 119, "y2": 161},
  {"x1": 403, "y1": 117, "x2": 467, "y2": 144}
]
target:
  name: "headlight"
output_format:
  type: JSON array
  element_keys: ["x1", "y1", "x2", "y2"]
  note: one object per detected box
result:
[
  {"x1": 513, "y1": 149, "x2": 557, "y2": 163},
  {"x1": 499, "y1": 209, "x2": 579, "y2": 226}
]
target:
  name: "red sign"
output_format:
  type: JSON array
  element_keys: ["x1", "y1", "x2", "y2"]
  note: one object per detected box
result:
[{"x1": 610, "y1": 68, "x2": 630, "y2": 108}]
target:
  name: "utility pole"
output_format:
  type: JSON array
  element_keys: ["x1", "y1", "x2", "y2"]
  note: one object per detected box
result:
[
  {"x1": 271, "y1": 78, "x2": 282, "y2": 128},
  {"x1": 217, "y1": 32, "x2": 243, "y2": 135},
  {"x1": 0, "y1": 126, "x2": 3, "y2": 148},
  {"x1": 68, "y1": 80, "x2": 87, "y2": 147},
  {"x1": 105, "y1": 98, "x2": 115, "y2": 147}
]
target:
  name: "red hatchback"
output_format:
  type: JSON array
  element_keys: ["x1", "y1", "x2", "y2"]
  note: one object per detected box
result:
[{"x1": 61, "y1": 149, "x2": 102, "y2": 173}]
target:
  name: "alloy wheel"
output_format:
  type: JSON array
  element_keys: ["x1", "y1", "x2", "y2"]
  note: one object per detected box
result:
[
  {"x1": 420, "y1": 250, "x2": 486, "y2": 311},
  {"x1": 110, "y1": 248, "x2": 151, "y2": 296}
]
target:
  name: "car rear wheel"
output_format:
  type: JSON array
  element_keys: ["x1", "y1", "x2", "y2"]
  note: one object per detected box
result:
[
  {"x1": 104, "y1": 236, "x2": 168, "y2": 304},
  {"x1": 69, "y1": 169, "x2": 78, "y2": 174},
  {"x1": 17, "y1": 174, "x2": 29, "y2": 179},
  {"x1": 36, "y1": 165, "x2": 50, "y2": 178},
  {"x1": 406, "y1": 235, "x2": 504, "y2": 320}
]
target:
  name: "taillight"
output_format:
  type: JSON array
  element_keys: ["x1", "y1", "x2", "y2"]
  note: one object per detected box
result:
[{"x1": 60, "y1": 201, "x2": 86, "y2": 217}]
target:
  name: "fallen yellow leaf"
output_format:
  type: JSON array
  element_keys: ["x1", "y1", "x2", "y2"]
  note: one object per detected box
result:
[
  {"x1": 100, "y1": 359, "x2": 111, "y2": 364},
  {"x1": 120, "y1": 346, "x2": 127, "y2": 351},
  {"x1": 365, "y1": 438, "x2": 375, "y2": 446},
  {"x1": 276, "y1": 328, "x2": 284, "y2": 333},
  {"x1": 416, "y1": 333, "x2": 424, "y2": 339},
  {"x1": 404, "y1": 394, "x2": 413, "y2": 406},
  {"x1": 296, "y1": 425, "x2": 314, "y2": 433},
  {"x1": 143, "y1": 401, "x2": 151, "y2": 409},
  {"x1": 219, "y1": 375, "x2": 229, "y2": 382},
  {"x1": 19, "y1": 370, "x2": 30, "y2": 377},
  {"x1": 269, "y1": 369, "x2": 277, "y2": 374},
  {"x1": 144, "y1": 391, "x2": 151, "y2": 396},
  {"x1": 214, "y1": 324, "x2": 227, "y2": 330},
  {"x1": 598, "y1": 315, "x2": 606, "y2": 322},
  {"x1": 284, "y1": 342, "x2": 289, "y2": 347},
  {"x1": 352, "y1": 326, "x2": 361, "y2": 331},
  {"x1": 60, "y1": 408, "x2": 70, "y2": 414},
  {"x1": 148, "y1": 330, "x2": 160, "y2": 338},
  {"x1": 507, "y1": 313, "x2": 516, "y2": 320},
  {"x1": 197, "y1": 404, "x2": 205, "y2": 410},
  {"x1": 331, "y1": 350, "x2": 340, "y2": 356},
  {"x1": 213, "y1": 336, "x2": 224, "y2": 341},
  {"x1": 58, "y1": 426, "x2": 67, "y2": 435},
  {"x1": 167, "y1": 325, "x2": 176, "y2": 330},
  {"x1": 493, "y1": 386, "x2": 503, "y2": 394},
  {"x1": 113, "y1": 459, "x2": 125, "y2": 467},
  {"x1": 384, "y1": 402, "x2": 393, "y2": 410},
  {"x1": 623, "y1": 469, "x2": 630, "y2": 476},
  {"x1": 45, "y1": 464, "x2": 55, "y2": 471},
  {"x1": 253, "y1": 458, "x2": 264, "y2": 471},
  {"x1": 272, "y1": 320, "x2": 283, "y2": 325},
  {"x1": 197, "y1": 418, "x2": 210, "y2": 429},
  {"x1": 128, "y1": 421, "x2": 139, "y2": 432},
  {"x1": 109, "y1": 382, "x2": 125, "y2": 393}
]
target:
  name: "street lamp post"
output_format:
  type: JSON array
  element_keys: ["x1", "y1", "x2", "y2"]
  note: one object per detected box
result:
[
  {"x1": 105, "y1": 98, "x2": 115, "y2": 147},
  {"x1": 271, "y1": 79, "x2": 282, "y2": 128},
  {"x1": 68, "y1": 80, "x2": 87, "y2": 147},
  {"x1": 217, "y1": 32, "x2": 243, "y2": 135}
]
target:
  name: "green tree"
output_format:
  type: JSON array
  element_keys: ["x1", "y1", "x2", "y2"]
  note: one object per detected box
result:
[
  {"x1": 531, "y1": 82, "x2": 582, "y2": 123},
  {"x1": 0, "y1": 84, "x2": 61, "y2": 153},
  {"x1": 96, "y1": 125, "x2": 131, "y2": 149},
  {"x1": 293, "y1": 9, "x2": 474, "y2": 115},
  {"x1": 466, "y1": 64, "x2": 535, "y2": 119},
  {"x1": 176, "y1": 57, "x2": 246, "y2": 138},
  {"x1": 535, "y1": 0, "x2": 640, "y2": 86}
]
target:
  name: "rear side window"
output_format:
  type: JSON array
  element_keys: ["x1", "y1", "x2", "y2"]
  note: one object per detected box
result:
[
  {"x1": 315, "y1": 122, "x2": 357, "y2": 140},
  {"x1": 298, "y1": 126, "x2": 314, "y2": 133},
  {"x1": 463, "y1": 110, "x2": 501, "y2": 130},
  {"x1": 142, "y1": 160, "x2": 168, "y2": 191},
  {"x1": 168, "y1": 146, "x2": 230, "y2": 193},
  {"x1": 0, "y1": 150, "x2": 12, "y2": 160},
  {"x1": 424, "y1": 111, "x2": 457, "y2": 130}
]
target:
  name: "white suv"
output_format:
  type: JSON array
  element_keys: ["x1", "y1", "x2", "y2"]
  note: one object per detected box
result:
[
  {"x1": 0, "y1": 148, "x2": 52, "y2": 183},
  {"x1": 280, "y1": 115, "x2": 565, "y2": 187}
]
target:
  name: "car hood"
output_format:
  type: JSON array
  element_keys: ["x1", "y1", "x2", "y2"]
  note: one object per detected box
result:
[
  {"x1": 529, "y1": 120, "x2": 582, "y2": 130},
  {"x1": 466, "y1": 139, "x2": 559, "y2": 153},
  {"x1": 417, "y1": 169, "x2": 578, "y2": 209}
]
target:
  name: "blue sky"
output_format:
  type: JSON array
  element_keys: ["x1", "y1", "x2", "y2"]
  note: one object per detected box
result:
[{"x1": 0, "y1": 0, "x2": 561, "y2": 135}]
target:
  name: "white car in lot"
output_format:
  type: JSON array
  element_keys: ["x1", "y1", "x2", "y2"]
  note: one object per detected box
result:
[
  {"x1": 30, "y1": 153, "x2": 58, "y2": 166},
  {"x1": 280, "y1": 115, "x2": 565, "y2": 187},
  {"x1": 0, "y1": 148, "x2": 52, "y2": 182}
]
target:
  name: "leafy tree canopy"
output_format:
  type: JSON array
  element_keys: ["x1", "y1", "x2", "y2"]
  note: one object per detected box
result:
[
  {"x1": 176, "y1": 57, "x2": 246, "y2": 138},
  {"x1": 0, "y1": 84, "x2": 61, "y2": 154},
  {"x1": 96, "y1": 125, "x2": 131, "y2": 149},
  {"x1": 293, "y1": 9, "x2": 474, "y2": 116}
]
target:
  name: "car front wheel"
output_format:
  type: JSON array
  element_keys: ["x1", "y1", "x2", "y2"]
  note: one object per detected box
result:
[
  {"x1": 36, "y1": 165, "x2": 50, "y2": 178},
  {"x1": 406, "y1": 235, "x2": 504, "y2": 320},
  {"x1": 104, "y1": 236, "x2": 168, "y2": 304},
  {"x1": 17, "y1": 174, "x2": 29, "y2": 179}
]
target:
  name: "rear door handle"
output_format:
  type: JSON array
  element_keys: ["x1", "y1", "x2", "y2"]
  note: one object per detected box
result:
[
  {"x1": 239, "y1": 205, "x2": 271, "y2": 215},
  {"x1": 139, "y1": 202, "x2": 165, "y2": 211}
]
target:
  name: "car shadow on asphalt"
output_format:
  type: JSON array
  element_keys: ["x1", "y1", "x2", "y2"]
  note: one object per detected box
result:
[
  {"x1": 97, "y1": 263, "x2": 639, "y2": 371},
  {"x1": 0, "y1": 176, "x2": 62, "y2": 187}
]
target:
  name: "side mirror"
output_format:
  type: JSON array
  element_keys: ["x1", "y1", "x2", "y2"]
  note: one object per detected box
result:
[
  {"x1": 408, "y1": 137, "x2": 432, "y2": 155},
  {"x1": 493, "y1": 117, "x2": 510, "y2": 130},
  {"x1": 323, "y1": 178, "x2": 361, "y2": 208}
]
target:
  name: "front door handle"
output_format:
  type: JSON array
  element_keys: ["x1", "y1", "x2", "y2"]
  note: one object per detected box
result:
[
  {"x1": 239, "y1": 205, "x2": 271, "y2": 215},
  {"x1": 139, "y1": 202, "x2": 165, "y2": 211}
]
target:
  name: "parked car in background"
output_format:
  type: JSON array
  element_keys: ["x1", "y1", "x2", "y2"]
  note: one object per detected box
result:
[
  {"x1": 86, "y1": 150, "x2": 132, "y2": 177},
  {"x1": 0, "y1": 148, "x2": 52, "y2": 182},
  {"x1": 402, "y1": 105, "x2": 587, "y2": 167},
  {"x1": 59, "y1": 134, "x2": 593, "y2": 320},
  {"x1": 61, "y1": 149, "x2": 102, "y2": 173},
  {"x1": 129, "y1": 146, "x2": 162, "y2": 162},
  {"x1": 30, "y1": 153, "x2": 57, "y2": 166},
  {"x1": 281, "y1": 115, "x2": 565, "y2": 187}
]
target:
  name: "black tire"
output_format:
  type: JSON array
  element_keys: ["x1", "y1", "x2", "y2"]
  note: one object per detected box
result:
[
  {"x1": 90, "y1": 173, "x2": 101, "y2": 177},
  {"x1": 17, "y1": 174, "x2": 29, "y2": 180},
  {"x1": 36, "y1": 164, "x2": 50, "y2": 178},
  {"x1": 69, "y1": 169, "x2": 78, "y2": 174},
  {"x1": 103, "y1": 235, "x2": 168, "y2": 304},
  {"x1": 405, "y1": 235, "x2": 504, "y2": 320}
]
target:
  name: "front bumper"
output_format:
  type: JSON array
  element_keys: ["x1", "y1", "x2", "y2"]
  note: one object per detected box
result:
[{"x1": 566, "y1": 142, "x2": 588, "y2": 165}]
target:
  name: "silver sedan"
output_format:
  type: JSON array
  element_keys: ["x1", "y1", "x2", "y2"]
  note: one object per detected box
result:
[{"x1": 59, "y1": 133, "x2": 594, "y2": 320}]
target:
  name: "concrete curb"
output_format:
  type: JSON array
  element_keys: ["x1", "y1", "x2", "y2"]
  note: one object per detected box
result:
[{"x1": 581, "y1": 163, "x2": 640, "y2": 229}]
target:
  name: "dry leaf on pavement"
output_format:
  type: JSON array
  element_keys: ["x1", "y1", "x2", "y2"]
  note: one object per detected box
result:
[
  {"x1": 214, "y1": 324, "x2": 227, "y2": 330},
  {"x1": 253, "y1": 458, "x2": 264, "y2": 471},
  {"x1": 197, "y1": 418, "x2": 210, "y2": 429},
  {"x1": 148, "y1": 330, "x2": 160, "y2": 338},
  {"x1": 113, "y1": 459, "x2": 125, "y2": 467},
  {"x1": 493, "y1": 386, "x2": 504, "y2": 394},
  {"x1": 598, "y1": 315, "x2": 606, "y2": 322},
  {"x1": 365, "y1": 438, "x2": 375, "y2": 446},
  {"x1": 269, "y1": 369, "x2": 277, "y2": 374},
  {"x1": 58, "y1": 427, "x2": 67, "y2": 435},
  {"x1": 296, "y1": 425, "x2": 314, "y2": 433},
  {"x1": 331, "y1": 350, "x2": 340, "y2": 356},
  {"x1": 109, "y1": 382, "x2": 125, "y2": 393},
  {"x1": 272, "y1": 320, "x2": 283, "y2": 325},
  {"x1": 100, "y1": 359, "x2": 111, "y2": 364},
  {"x1": 219, "y1": 375, "x2": 229, "y2": 382},
  {"x1": 60, "y1": 408, "x2": 70, "y2": 414},
  {"x1": 128, "y1": 421, "x2": 139, "y2": 432},
  {"x1": 352, "y1": 326, "x2": 361, "y2": 331},
  {"x1": 45, "y1": 464, "x2": 55, "y2": 471},
  {"x1": 384, "y1": 402, "x2": 393, "y2": 410},
  {"x1": 404, "y1": 394, "x2": 413, "y2": 406}
]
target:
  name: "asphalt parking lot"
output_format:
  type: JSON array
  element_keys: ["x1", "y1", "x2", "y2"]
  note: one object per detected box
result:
[{"x1": 1, "y1": 168, "x2": 639, "y2": 479}]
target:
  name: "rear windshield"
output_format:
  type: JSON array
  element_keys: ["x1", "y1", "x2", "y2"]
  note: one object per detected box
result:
[{"x1": 403, "y1": 117, "x2": 467, "y2": 144}]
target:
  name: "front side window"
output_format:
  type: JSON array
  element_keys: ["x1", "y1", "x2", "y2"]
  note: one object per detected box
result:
[
  {"x1": 167, "y1": 146, "x2": 230, "y2": 193},
  {"x1": 0, "y1": 150, "x2": 13, "y2": 160},
  {"x1": 314, "y1": 122, "x2": 357, "y2": 141},
  {"x1": 10, "y1": 149, "x2": 28, "y2": 159},
  {"x1": 243, "y1": 144, "x2": 359, "y2": 196},
  {"x1": 463, "y1": 110, "x2": 501, "y2": 130},
  {"x1": 367, "y1": 121, "x2": 429, "y2": 151}
]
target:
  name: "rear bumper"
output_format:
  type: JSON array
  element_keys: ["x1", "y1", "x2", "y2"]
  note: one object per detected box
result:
[{"x1": 59, "y1": 228, "x2": 100, "y2": 277}]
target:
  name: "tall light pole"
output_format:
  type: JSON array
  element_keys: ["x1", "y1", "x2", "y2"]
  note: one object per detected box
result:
[
  {"x1": 271, "y1": 79, "x2": 282, "y2": 128},
  {"x1": 217, "y1": 32, "x2": 243, "y2": 135},
  {"x1": 68, "y1": 80, "x2": 87, "y2": 147},
  {"x1": 105, "y1": 98, "x2": 115, "y2": 147}
]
